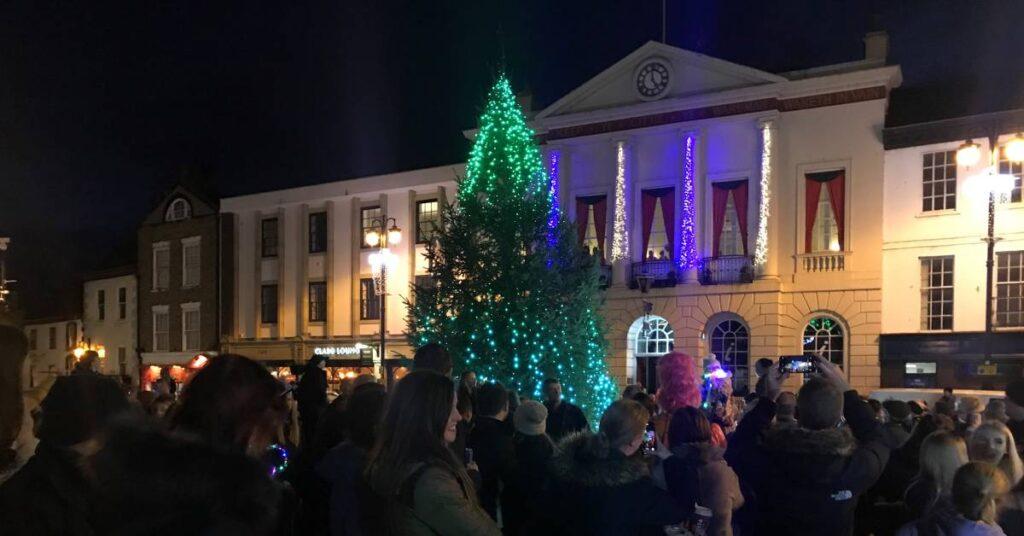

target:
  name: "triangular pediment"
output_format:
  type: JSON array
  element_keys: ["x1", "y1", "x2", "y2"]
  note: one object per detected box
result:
[
  {"x1": 536, "y1": 41, "x2": 785, "y2": 120},
  {"x1": 142, "y1": 184, "x2": 218, "y2": 225}
]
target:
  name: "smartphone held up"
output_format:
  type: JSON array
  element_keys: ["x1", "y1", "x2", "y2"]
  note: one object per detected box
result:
[{"x1": 778, "y1": 355, "x2": 817, "y2": 374}]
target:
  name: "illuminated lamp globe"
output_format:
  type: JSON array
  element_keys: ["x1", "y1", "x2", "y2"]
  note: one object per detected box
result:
[
  {"x1": 387, "y1": 225, "x2": 402, "y2": 246},
  {"x1": 72, "y1": 347, "x2": 85, "y2": 359},
  {"x1": 1005, "y1": 134, "x2": 1024, "y2": 163},
  {"x1": 364, "y1": 230, "x2": 380, "y2": 247},
  {"x1": 956, "y1": 140, "x2": 981, "y2": 167}
]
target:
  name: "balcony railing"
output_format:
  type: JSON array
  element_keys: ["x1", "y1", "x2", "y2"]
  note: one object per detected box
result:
[
  {"x1": 798, "y1": 252, "x2": 846, "y2": 272},
  {"x1": 597, "y1": 264, "x2": 613, "y2": 289},
  {"x1": 629, "y1": 259, "x2": 678, "y2": 290},
  {"x1": 699, "y1": 255, "x2": 754, "y2": 285}
]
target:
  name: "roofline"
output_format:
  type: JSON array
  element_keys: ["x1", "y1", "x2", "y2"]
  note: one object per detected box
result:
[
  {"x1": 220, "y1": 162, "x2": 465, "y2": 209},
  {"x1": 24, "y1": 316, "x2": 82, "y2": 326},
  {"x1": 82, "y1": 265, "x2": 137, "y2": 282},
  {"x1": 883, "y1": 108, "x2": 1024, "y2": 150}
]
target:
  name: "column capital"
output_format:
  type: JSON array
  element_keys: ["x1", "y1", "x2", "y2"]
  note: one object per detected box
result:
[{"x1": 757, "y1": 114, "x2": 779, "y2": 129}]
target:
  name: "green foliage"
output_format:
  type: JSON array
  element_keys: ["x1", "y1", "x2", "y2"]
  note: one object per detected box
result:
[{"x1": 406, "y1": 76, "x2": 616, "y2": 422}]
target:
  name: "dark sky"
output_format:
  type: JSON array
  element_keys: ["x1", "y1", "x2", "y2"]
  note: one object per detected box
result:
[{"x1": 3, "y1": 0, "x2": 1022, "y2": 318}]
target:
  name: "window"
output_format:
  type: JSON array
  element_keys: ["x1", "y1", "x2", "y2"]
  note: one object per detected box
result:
[
  {"x1": 921, "y1": 256, "x2": 954, "y2": 330},
  {"x1": 182, "y1": 304, "x2": 200, "y2": 351},
  {"x1": 416, "y1": 200, "x2": 440, "y2": 244},
  {"x1": 999, "y1": 149, "x2": 1024, "y2": 203},
  {"x1": 582, "y1": 204, "x2": 600, "y2": 253},
  {"x1": 803, "y1": 316, "x2": 845, "y2": 369},
  {"x1": 152, "y1": 243, "x2": 170, "y2": 290},
  {"x1": 28, "y1": 329, "x2": 37, "y2": 351},
  {"x1": 153, "y1": 308, "x2": 169, "y2": 352},
  {"x1": 996, "y1": 251, "x2": 1024, "y2": 327},
  {"x1": 261, "y1": 285, "x2": 278, "y2": 324},
  {"x1": 360, "y1": 278, "x2": 380, "y2": 320},
  {"x1": 182, "y1": 237, "x2": 201, "y2": 288},
  {"x1": 906, "y1": 362, "x2": 937, "y2": 375},
  {"x1": 922, "y1": 151, "x2": 957, "y2": 212},
  {"x1": 719, "y1": 195, "x2": 744, "y2": 256},
  {"x1": 811, "y1": 187, "x2": 840, "y2": 252},
  {"x1": 118, "y1": 287, "x2": 127, "y2": 319},
  {"x1": 66, "y1": 322, "x2": 76, "y2": 348},
  {"x1": 118, "y1": 347, "x2": 127, "y2": 377},
  {"x1": 361, "y1": 206, "x2": 381, "y2": 248},
  {"x1": 261, "y1": 218, "x2": 279, "y2": 258},
  {"x1": 645, "y1": 197, "x2": 670, "y2": 259},
  {"x1": 414, "y1": 275, "x2": 437, "y2": 291},
  {"x1": 709, "y1": 318, "x2": 750, "y2": 394},
  {"x1": 97, "y1": 289, "x2": 105, "y2": 321},
  {"x1": 635, "y1": 317, "x2": 674, "y2": 356},
  {"x1": 165, "y1": 197, "x2": 192, "y2": 222},
  {"x1": 309, "y1": 212, "x2": 327, "y2": 253},
  {"x1": 309, "y1": 282, "x2": 327, "y2": 322},
  {"x1": 48, "y1": 327, "x2": 56, "y2": 349}
]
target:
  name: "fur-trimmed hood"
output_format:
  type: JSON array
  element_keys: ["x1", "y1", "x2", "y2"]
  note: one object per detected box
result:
[
  {"x1": 761, "y1": 425, "x2": 856, "y2": 457},
  {"x1": 550, "y1": 431, "x2": 650, "y2": 488}
]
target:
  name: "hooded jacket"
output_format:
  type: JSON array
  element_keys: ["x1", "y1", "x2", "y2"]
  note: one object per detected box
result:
[
  {"x1": 657, "y1": 442, "x2": 743, "y2": 536},
  {"x1": 545, "y1": 432, "x2": 683, "y2": 535},
  {"x1": 725, "y1": 390, "x2": 891, "y2": 536}
]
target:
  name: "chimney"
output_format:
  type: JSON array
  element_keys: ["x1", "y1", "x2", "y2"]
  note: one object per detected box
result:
[{"x1": 863, "y1": 31, "x2": 888, "y2": 62}]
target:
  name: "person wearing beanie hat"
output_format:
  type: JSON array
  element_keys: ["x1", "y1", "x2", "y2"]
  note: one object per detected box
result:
[
  {"x1": 505, "y1": 400, "x2": 555, "y2": 535},
  {"x1": 1005, "y1": 380, "x2": 1024, "y2": 449},
  {"x1": 884, "y1": 400, "x2": 914, "y2": 433},
  {"x1": 984, "y1": 399, "x2": 1009, "y2": 424},
  {"x1": 0, "y1": 373, "x2": 130, "y2": 535}
]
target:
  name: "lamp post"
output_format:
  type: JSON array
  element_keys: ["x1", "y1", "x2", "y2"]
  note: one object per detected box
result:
[
  {"x1": 365, "y1": 215, "x2": 401, "y2": 379},
  {"x1": 956, "y1": 133, "x2": 1024, "y2": 360}
]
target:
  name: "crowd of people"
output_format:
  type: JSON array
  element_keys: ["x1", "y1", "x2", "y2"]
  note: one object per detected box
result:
[{"x1": 5, "y1": 322, "x2": 1024, "y2": 535}]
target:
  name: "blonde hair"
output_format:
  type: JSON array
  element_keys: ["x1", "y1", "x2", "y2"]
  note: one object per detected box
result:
[
  {"x1": 953, "y1": 461, "x2": 1009, "y2": 524},
  {"x1": 971, "y1": 421, "x2": 1024, "y2": 486},
  {"x1": 599, "y1": 399, "x2": 650, "y2": 450},
  {"x1": 918, "y1": 431, "x2": 968, "y2": 495}
]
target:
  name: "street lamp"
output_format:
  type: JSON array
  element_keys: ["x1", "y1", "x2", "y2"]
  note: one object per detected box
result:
[
  {"x1": 365, "y1": 215, "x2": 401, "y2": 378},
  {"x1": 957, "y1": 135, "x2": 1024, "y2": 360}
]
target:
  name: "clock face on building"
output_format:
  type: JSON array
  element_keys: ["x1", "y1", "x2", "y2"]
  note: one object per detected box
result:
[{"x1": 635, "y1": 61, "x2": 671, "y2": 99}]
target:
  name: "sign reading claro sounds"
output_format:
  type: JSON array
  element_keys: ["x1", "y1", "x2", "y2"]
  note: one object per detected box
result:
[{"x1": 313, "y1": 343, "x2": 370, "y2": 356}]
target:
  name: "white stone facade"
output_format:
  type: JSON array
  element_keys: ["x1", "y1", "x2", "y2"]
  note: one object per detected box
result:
[
  {"x1": 23, "y1": 318, "x2": 82, "y2": 387},
  {"x1": 82, "y1": 270, "x2": 138, "y2": 379}
]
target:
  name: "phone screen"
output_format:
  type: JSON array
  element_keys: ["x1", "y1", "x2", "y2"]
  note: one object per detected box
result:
[{"x1": 780, "y1": 356, "x2": 816, "y2": 373}]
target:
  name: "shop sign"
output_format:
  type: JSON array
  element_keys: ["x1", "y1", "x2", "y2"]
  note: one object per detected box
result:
[
  {"x1": 977, "y1": 363, "x2": 998, "y2": 376},
  {"x1": 313, "y1": 343, "x2": 371, "y2": 357}
]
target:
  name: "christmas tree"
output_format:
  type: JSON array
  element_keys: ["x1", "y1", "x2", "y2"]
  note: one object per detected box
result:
[{"x1": 406, "y1": 76, "x2": 617, "y2": 423}]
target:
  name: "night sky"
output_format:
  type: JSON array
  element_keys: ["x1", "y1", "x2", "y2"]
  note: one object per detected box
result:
[{"x1": 3, "y1": 0, "x2": 1022, "y2": 318}]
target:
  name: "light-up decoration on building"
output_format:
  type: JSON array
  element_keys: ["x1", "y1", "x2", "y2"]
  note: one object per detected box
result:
[
  {"x1": 679, "y1": 134, "x2": 697, "y2": 270},
  {"x1": 547, "y1": 149, "x2": 561, "y2": 245},
  {"x1": 754, "y1": 121, "x2": 773, "y2": 269},
  {"x1": 611, "y1": 141, "x2": 629, "y2": 261}
]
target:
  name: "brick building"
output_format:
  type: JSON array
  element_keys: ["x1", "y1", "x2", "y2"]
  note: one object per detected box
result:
[{"x1": 137, "y1": 185, "x2": 233, "y2": 386}]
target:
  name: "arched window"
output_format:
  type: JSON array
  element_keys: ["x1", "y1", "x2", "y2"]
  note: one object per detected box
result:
[
  {"x1": 708, "y1": 316, "x2": 750, "y2": 394},
  {"x1": 627, "y1": 315, "x2": 674, "y2": 391},
  {"x1": 803, "y1": 315, "x2": 846, "y2": 369},
  {"x1": 165, "y1": 198, "x2": 192, "y2": 222}
]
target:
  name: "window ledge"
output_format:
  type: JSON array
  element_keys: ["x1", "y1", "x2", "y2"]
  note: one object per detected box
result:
[
  {"x1": 916, "y1": 210, "x2": 960, "y2": 218},
  {"x1": 919, "y1": 329, "x2": 955, "y2": 334}
]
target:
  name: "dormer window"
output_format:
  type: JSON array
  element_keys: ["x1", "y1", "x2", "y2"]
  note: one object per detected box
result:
[{"x1": 165, "y1": 198, "x2": 192, "y2": 222}]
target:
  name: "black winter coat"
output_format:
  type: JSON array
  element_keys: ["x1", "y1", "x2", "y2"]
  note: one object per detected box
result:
[
  {"x1": 316, "y1": 442, "x2": 373, "y2": 536},
  {"x1": 467, "y1": 416, "x2": 517, "y2": 521},
  {"x1": 0, "y1": 442, "x2": 95, "y2": 536},
  {"x1": 503, "y1": 433, "x2": 555, "y2": 535},
  {"x1": 725, "y1": 390, "x2": 891, "y2": 536},
  {"x1": 544, "y1": 401, "x2": 589, "y2": 442},
  {"x1": 545, "y1": 432, "x2": 684, "y2": 535}
]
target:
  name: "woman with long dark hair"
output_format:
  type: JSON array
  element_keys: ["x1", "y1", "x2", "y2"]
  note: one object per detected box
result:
[
  {"x1": 659, "y1": 406, "x2": 743, "y2": 536},
  {"x1": 365, "y1": 370, "x2": 499, "y2": 535}
]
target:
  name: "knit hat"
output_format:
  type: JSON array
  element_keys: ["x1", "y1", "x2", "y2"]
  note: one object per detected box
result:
[
  {"x1": 882, "y1": 399, "x2": 912, "y2": 422},
  {"x1": 959, "y1": 396, "x2": 981, "y2": 414},
  {"x1": 514, "y1": 400, "x2": 548, "y2": 436},
  {"x1": 1006, "y1": 379, "x2": 1024, "y2": 408},
  {"x1": 38, "y1": 374, "x2": 130, "y2": 447}
]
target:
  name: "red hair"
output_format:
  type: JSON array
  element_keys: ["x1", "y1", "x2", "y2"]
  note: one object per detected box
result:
[{"x1": 655, "y1": 352, "x2": 701, "y2": 413}]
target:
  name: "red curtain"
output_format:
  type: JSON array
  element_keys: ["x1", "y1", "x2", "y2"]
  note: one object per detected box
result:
[
  {"x1": 732, "y1": 181, "x2": 749, "y2": 255},
  {"x1": 804, "y1": 178, "x2": 823, "y2": 253},
  {"x1": 712, "y1": 184, "x2": 730, "y2": 257},
  {"x1": 660, "y1": 188, "x2": 675, "y2": 258},
  {"x1": 826, "y1": 172, "x2": 845, "y2": 251},
  {"x1": 575, "y1": 197, "x2": 590, "y2": 244},
  {"x1": 641, "y1": 190, "x2": 658, "y2": 256},
  {"x1": 593, "y1": 196, "x2": 608, "y2": 258}
]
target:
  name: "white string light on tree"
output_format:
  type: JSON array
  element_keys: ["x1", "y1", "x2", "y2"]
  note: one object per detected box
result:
[
  {"x1": 754, "y1": 121, "x2": 773, "y2": 270},
  {"x1": 611, "y1": 141, "x2": 629, "y2": 261}
]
